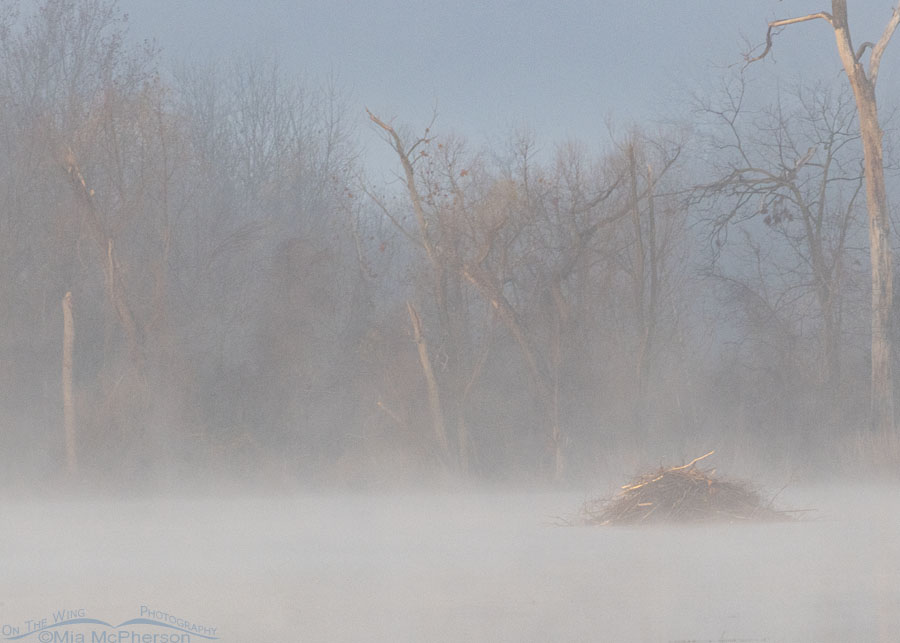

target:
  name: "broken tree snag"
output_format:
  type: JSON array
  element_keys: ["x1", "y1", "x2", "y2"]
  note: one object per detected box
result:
[
  {"x1": 62, "y1": 291, "x2": 77, "y2": 476},
  {"x1": 747, "y1": 1, "x2": 900, "y2": 436},
  {"x1": 407, "y1": 301, "x2": 450, "y2": 463},
  {"x1": 62, "y1": 145, "x2": 145, "y2": 376}
]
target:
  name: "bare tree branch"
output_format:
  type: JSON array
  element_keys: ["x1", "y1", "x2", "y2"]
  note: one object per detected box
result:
[
  {"x1": 362, "y1": 185, "x2": 424, "y2": 248},
  {"x1": 869, "y1": 3, "x2": 900, "y2": 86},
  {"x1": 855, "y1": 41, "x2": 874, "y2": 63},
  {"x1": 367, "y1": 108, "x2": 439, "y2": 267},
  {"x1": 745, "y1": 12, "x2": 833, "y2": 64}
]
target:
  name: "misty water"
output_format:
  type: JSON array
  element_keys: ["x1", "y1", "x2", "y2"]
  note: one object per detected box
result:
[{"x1": 3, "y1": 485, "x2": 899, "y2": 642}]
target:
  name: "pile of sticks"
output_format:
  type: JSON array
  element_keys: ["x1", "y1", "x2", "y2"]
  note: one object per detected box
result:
[{"x1": 582, "y1": 451, "x2": 791, "y2": 525}]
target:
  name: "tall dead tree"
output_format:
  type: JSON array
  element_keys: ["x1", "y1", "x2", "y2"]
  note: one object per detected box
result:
[
  {"x1": 748, "y1": 2, "x2": 900, "y2": 435},
  {"x1": 365, "y1": 110, "x2": 467, "y2": 470},
  {"x1": 367, "y1": 110, "x2": 569, "y2": 477},
  {"x1": 62, "y1": 146, "x2": 144, "y2": 374}
]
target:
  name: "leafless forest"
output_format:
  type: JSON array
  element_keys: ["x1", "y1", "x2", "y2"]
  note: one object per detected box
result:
[{"x1": 2, "y1": 0, "x2": 899, "y2": 492}]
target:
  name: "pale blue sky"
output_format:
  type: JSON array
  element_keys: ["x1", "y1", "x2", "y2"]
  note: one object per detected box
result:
[{"x1": 112, "y1": 1, "x2": 900, "y2": 172}]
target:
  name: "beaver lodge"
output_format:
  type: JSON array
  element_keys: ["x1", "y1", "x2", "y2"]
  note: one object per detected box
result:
[{"x1": 581, "y1": 451, "x2": 796, "y2": 525}]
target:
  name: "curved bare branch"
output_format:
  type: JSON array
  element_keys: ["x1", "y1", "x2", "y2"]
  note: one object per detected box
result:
[
  {"x1": 745, "y1": 12, "x2": 833, "y2": 65},
  {"x1": 869, "y1": 4, "x2": 900, "y2": 86}
]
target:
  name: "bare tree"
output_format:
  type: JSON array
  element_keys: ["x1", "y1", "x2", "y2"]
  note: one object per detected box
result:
[
  {"x1": 747, "y1": 1, "x2": 900, "y2": 435},
  {"x1": 365, "y1": 111, "x2": 480, "y2": 471},
  {"x1": 0, "y1": 0, "x2": 169, "y2": 474},
  {"x1": 171, "y1": 59, "x2": 362, "y2": 477},
  {"x1": 367, "y1": 111, "x2": 694, "y2": 477},
  {"x1": 611, "y1": 132, "x2": 685, "y2": 425},
  {"x1": 696, "y1": 80, "x2": 866, "y2": 392}
]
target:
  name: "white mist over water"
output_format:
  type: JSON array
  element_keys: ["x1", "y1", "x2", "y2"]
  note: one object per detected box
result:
[{"x1": 2, "y1": 486, "x2": 899, "y2": 642}]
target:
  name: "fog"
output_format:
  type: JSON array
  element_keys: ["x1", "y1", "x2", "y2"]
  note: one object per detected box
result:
[
  {"x1": 3, "y1": 485, "x2": 899, "y2": 641},
  {"x1": 4, "y1": 1, "x2": 900, "y2": 641}
]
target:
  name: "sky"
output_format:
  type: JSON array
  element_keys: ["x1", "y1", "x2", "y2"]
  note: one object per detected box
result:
[{"x1": 95, "y1": 1, "x2": 900, "y2": 172}]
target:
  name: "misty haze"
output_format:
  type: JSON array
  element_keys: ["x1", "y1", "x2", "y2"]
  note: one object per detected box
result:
[{"x1": 2, "y1": 1, "x2": 900, "y2": 641}]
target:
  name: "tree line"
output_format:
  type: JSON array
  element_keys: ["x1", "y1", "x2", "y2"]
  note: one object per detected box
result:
[{"x1": 0, "y1": 0, "x2": 897, "y2": 489}]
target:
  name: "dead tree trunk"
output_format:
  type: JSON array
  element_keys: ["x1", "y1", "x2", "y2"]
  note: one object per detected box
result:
[
  {"x1": 62, "y1": 291, "x2": 77, "y2": 476},
  {"x1": 62, "y1": 146, "x2": 145, "y2": 376},
  {"x1": 748, "y1": 1, "x2": 900, "y2": 435},
  {"x1": 407, "y1": 301, "x2": 450, "y2": 463},
  {"x1": 855, "y1": 88, "x2": 894, "y2": 435},
  {"x1": 832, "y1": 2, "x2": 897, "y2": 436}
]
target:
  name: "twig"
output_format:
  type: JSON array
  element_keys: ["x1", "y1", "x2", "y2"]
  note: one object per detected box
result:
[{"x1": 670, "y1": 450, "x2": 716, "y2": 471}]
